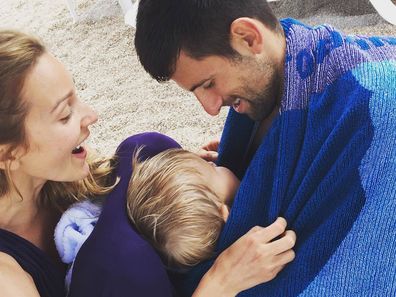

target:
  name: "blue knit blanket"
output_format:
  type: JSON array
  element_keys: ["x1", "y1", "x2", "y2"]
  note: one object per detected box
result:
[{"x1": 176, "y1": 19, "x2": 396, "y2": 296}]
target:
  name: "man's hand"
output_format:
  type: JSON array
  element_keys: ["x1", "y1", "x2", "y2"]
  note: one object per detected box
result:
[{"x1": 196, "y1": 139, "x2": 220, "y2": 162}]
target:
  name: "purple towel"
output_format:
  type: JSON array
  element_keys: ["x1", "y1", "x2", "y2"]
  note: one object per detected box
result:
[{"x1": 69, "y1": 132, "x2": 181, "y2": 297}]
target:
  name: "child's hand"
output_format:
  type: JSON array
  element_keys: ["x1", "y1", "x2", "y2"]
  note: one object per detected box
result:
[{"x1": 196, "y1": 139, "x2": 219, "y2": 162}]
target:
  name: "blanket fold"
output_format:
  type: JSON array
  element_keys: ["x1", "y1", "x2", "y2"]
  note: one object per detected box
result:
[
  {"x1": 54, "y1": 200, "x2": 102, "y2": 288},
  {"x1": 178, "y1": 19, "x2": 396, "y2": 296}
]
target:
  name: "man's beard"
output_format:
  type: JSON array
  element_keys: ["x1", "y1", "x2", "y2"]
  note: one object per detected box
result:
[{"x1": 241, "y1": 65, "x2": 282, "y2": 122}]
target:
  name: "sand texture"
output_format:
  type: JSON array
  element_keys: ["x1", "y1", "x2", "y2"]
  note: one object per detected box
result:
[{"x1": 1, "y1": 0, "x2": 395, "y2": 155}]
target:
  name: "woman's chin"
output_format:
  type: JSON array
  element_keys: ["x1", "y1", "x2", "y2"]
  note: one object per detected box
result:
[
  {"x1": 69, "y1": 162, "x2": 91, "y2": 181},
  {"x1": 80, "y1": 162, "x2": 91, "y2": 179}
]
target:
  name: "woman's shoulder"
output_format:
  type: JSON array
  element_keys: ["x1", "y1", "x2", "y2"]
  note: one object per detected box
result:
[
  {"x1": 0, "y1": 251, "x2": 22, "y2": 271},
  {"x1": 0, "y1": 252, "x2": 40, "y2": 296},
  {"x1": 0, "y1": 228, "x2": 66, "y2": 297}
]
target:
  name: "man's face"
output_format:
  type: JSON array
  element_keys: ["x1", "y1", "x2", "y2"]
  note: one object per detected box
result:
[{"x1": 171, "y1": 50, "x2": 282, "y2": 121}]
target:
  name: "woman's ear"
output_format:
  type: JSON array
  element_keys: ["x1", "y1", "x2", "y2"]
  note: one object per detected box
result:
[
  {"x1": 229, "y1": 17, "x2": 264, "y2": 56},
  {"x1": 0, "y1": 145, "x2": 8, "y2": 170},
  {"x1": 0, "y1": 145, "x2": 22, "y2": 171},
  {"x1": 219, "y1": 204, "x2": 230, "y2": 222}
]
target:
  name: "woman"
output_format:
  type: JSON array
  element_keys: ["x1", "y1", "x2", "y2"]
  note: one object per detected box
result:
[
  {"x1": 0, "y1": 30, "x2": 115, "y2": 297},
  {"x1": 0, "y1": 30, "x2": 294, "y2": 297}
]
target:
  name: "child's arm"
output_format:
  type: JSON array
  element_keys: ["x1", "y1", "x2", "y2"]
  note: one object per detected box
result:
[{"x1": 193, "y1": 217, "x2": 296, "y2": 297}]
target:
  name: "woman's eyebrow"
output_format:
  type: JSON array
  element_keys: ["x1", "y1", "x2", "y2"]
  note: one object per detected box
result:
[{"x1": 51, "y1": 90, "x2": 73, "y2": 113}]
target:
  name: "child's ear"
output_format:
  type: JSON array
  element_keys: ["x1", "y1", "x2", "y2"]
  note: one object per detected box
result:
[{"x1": 219, "y1": 204, "x2": 230, "y2": 222}]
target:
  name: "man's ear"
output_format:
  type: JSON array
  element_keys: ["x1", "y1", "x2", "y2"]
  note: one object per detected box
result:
[
  {"x1": 219, "y1": 204, "x2": 230, "y2": 222},
  {"x1": 229, "y1": 17, "x2": 264, "y2": 56}
]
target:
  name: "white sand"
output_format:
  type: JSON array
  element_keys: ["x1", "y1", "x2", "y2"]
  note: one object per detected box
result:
[{"x1": 1, "y1": 0, "x2": 396, "y2": 155}]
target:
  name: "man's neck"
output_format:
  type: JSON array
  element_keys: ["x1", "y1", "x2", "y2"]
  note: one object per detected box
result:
[
  {"x1": 245, "y1": 104, "x2": 281, "y2": 165},
  {"x1": 246, "y1": 28, "x2": 286, "y2": 158}
]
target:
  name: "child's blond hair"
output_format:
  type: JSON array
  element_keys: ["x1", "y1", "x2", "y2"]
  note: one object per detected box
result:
[{"x1": 127, "y1": 148, "x2": 225, "y2": 268}]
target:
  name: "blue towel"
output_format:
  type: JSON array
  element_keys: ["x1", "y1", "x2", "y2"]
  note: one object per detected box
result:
[
  {"x1": 54, "y1": 200, "x2": 101, "y2": 289},
  {"x1": 177, "y1": 19, "x2": 396, "y2": 296}
]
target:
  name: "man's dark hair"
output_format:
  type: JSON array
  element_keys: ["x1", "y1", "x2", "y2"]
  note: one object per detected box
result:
[{"x1": 135, "y1": 0, "x2": 280, "y2": 82}]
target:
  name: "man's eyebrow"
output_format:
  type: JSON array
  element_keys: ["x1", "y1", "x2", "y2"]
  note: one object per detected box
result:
[
  {"x1": 189, "y1": 77, "x2": 212, "y2": 92},
  {"x1": 51, "y1": 90, "x2": 73, "y2": 113}
]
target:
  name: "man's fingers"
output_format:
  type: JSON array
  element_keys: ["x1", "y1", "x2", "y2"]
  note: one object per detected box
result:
[{"x1": 268, "y1": 230, "x2": 296, "y2": 254}]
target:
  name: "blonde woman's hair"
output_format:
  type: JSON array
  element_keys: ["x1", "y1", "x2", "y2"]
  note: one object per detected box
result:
[
  {"x1": 0, "y1": 30, "x2": 115, "y2": 210},
  {"x1": 127, "y1": 148, "x2": 225, "y2": 268}
]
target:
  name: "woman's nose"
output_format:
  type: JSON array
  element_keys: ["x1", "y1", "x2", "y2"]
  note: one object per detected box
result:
[{"x1": 80, "y1": 102, "x2": 98, "y2": 127}]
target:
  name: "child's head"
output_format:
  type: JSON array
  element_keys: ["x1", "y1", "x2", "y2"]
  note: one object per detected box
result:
[{"x1": 127, "y1": 148, "x2": 239, "y2": 268}]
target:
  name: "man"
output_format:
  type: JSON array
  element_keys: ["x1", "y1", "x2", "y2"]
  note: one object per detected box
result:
[
  {"x1": 135, "y1": 0, "x2": 284, "y2": 153},
  {"x1": 135, "y1": 0, "x2": 396, "y2": 296}
]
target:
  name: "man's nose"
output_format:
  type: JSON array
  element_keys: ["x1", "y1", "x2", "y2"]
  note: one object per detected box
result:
[{"x1": 194, "y1": 90, "x2": 223, "y2": 116}]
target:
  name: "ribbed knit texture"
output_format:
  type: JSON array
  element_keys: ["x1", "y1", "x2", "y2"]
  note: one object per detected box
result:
[{"x1": 177, "y1": 19, "x2": 396, "y2": 296}]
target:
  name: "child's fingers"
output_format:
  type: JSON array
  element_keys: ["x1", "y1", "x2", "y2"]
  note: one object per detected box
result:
[
  {"x1": 196, "y1": 149, "x2": 218, "y2": 161},
  {"x1": 201, "y1": 139, "x2": 220, "y2": 151}
]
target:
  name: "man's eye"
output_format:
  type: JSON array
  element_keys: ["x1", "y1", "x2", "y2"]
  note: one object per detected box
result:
[{"x1": 203, "y1": 81, "x2": 214, "y2": 89}]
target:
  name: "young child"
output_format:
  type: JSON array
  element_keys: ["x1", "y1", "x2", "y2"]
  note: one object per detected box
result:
[{"x1": 127, "y1": 148, "x2": 241, "y2": 268}]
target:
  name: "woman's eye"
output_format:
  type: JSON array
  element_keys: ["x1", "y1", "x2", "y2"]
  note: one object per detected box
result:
[{"x1": 60, "y1": 111, "x2": 73, "y2": 123}]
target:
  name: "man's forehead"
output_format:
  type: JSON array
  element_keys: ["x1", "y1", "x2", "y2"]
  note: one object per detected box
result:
[
  {"x1": 172, "y1": 51, "x2": 215, "y2": 90},
  {"x1": 173, "y1": 51, "x2": 202, "y2": 75}
]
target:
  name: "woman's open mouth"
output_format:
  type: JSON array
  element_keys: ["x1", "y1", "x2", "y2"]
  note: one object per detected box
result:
[
  {"x1": 72, "y1": 145, "x2": 84, "y2": 154},
  {"x1": 71, "y1": 145, "x2": 87, "y2": 159}
]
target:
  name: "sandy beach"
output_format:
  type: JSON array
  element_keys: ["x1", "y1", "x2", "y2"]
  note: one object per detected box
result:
[{"x1": 1, "y1": 0, "x2": 395, "y2": 155}]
